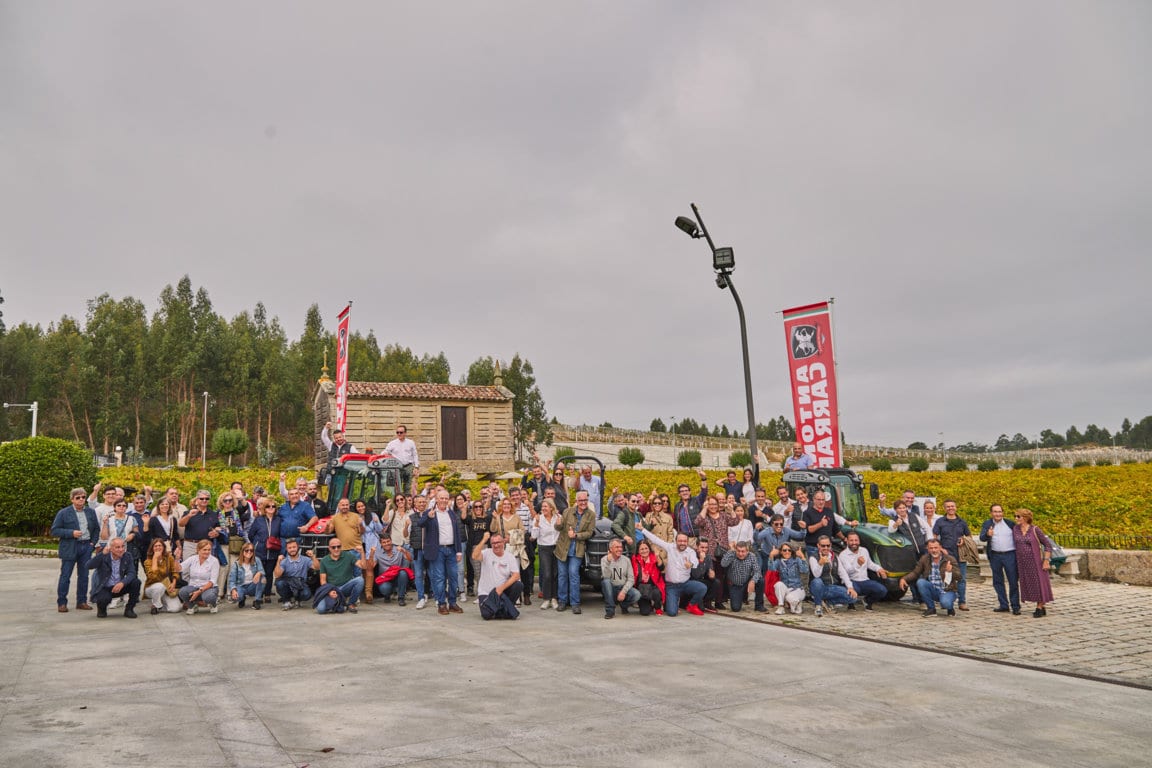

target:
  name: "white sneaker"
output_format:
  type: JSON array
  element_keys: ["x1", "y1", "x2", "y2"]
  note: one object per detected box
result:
[
  {"x1": 540, "y1": 599, "x2": 550, "y2": 610},
  {"x1": 775, "y1": 606, "x2": 786, "y2": 615},
  {"x1": 110, "y1": 597, "x2": 125, "y2": 609},
  {"x1": 416, "y1": 598, "x2": 427, "y2": 610},
  {"x1": 815, "y1": 606, "x2": 824, "y2": 617},
  {"x1": 186, "y1": 605, "x2": 197, "y2": 615},
  {"x1": 549, "y1": 599, "x2": 557, "y2": 609},
  {"x1": 209, "y1": 605, "x2": 219, "y2": 614},
  {"x1": 791, "y1": 603, "x2": 803, "y2": 615}
]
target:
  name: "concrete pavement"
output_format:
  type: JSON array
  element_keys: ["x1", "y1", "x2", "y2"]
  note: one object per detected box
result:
[{"x1": 1, "y1": 557, "x2": 1150, "y2": 768}]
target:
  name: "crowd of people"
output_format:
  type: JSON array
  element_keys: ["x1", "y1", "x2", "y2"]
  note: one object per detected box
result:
[{"x1": 50, "y1": 436, "x2": 1058, "y2": 622}]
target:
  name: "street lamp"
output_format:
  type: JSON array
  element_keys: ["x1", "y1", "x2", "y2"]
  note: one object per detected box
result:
[
  {"x1": 674, "y1": 203, "x2": 757, "y2": 463},
  {"x1": 201, "y1": 391, "x2": 209, "y2": 469},
  {"x1": 2, "y1": 401, "x2": 39, "y2": 437}
]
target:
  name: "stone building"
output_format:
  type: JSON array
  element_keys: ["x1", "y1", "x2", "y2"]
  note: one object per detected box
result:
[{"x1": 313, "y1": 372, "x2": 516, "y2": 474}]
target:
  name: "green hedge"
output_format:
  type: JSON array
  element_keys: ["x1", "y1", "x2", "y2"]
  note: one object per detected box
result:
[
  {"x1": 976, "y1": 459, "x2": 1000, "y2": 472},
  {"x1": 1012, "y1": 458, "x2": 1035, "y2": 470},
  {"x1": 945, "y1": 458, "x2": 969, "y2": 472},
  {"x1": 728, "y1": 450, "x2": 752, "y2": 468},
  {"x1": 677, "y1": 449, "x2": 702, "y2": 468},
  {"x1": 870, "y1": 458, "x2": 892, "y2": 471},
  {"x1": 617, "y1": 447, "x2": 645, "y2": 467},
  {"x1": 0, "y1": 437, "x2": 97, "y2": 535},
  {"x1": 907, "y1": 457, "x2": 929, "y2": 472},
  {"x1": 1040, "y1": 459, "x2": 1062, "y2": 469}
]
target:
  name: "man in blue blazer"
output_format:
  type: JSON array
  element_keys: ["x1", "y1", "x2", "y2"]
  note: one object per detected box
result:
[
  {"x1": 86, "y1": 537, "x2": 140, "y2": 618},
  {"x1": 51, "y1": 488, "x2": 102, "y2": 612},
  {"x1": 419, "y1": 489, "x2": 464, "y2": 615}
]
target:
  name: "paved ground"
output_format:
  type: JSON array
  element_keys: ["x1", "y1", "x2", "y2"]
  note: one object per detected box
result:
[{"x1": 2, "y1": 557, "x2": 1150, "y2": 768}]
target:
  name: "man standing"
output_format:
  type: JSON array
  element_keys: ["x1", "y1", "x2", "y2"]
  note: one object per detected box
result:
[
  {"x1": 802, "y1": 491, "x2": 842, "y2": 557},
  {"x1": 474, "y1": 533, "x2": 522, "y2": 619},
  {"x1": 887, "y1": 501, "x2": 930, "y2": 557},
  {"x1": 319, "y1": 421, "x2": 358, "y2": 484},
  {"x1": 900, "y1": 539, "x2": 960, "y2": 617},
  {"x1": 808, "y1": 536, "x2": 857, "y2": 617},
  {"x1": 783, "y1": 442, "x2": 816, "y2": 471},
  {"x1": 836, "y1": 532, "x2": 889, "y2": 610},
  {"x1": 720, "y1": 541, "x2": 763, "y2": 612},
  {"x1": 599, "y1": 538, "x2": 639, "y2": 619},
  {"x1": 748, "y1": 487, "x2": 773, "y2": 530},
  {"x1": 932, "y1": 500, "x2": 972, "y2": 611},
  {"x1": 979, "y1": 504, "x2": 1020, "y2": 615},
  {"x1": 672, "y1": 470, "x2": 709, "y2": 539},
  {"x1": 571, "y1": 465, "x2": 604, "y2": 514},
  {"x1": 554, "y1": 490, "x2": 596, "y2": 614},
  {"x1": 419, "y1": 490, "x2": 463, "y2": 615},
  {"x1": 51, "y1": 488, "x2": 101, "y2": 612},
  {"x1": 877, "y1": 490, "x2": 921, "y2": 521},
  {"x1": 642, "y1": 531, "x2": 706, "y2": 616},
  {"x1": 87, "y1": 537, "x2": 140, "y2": 618},
  {"x1": 385, "y1": 424, "x2": 420, "y2": 495},
  {"x1": 312, "y1": 537, "x2": 370, "y2": 614},
  {"x1": 277, "y1": 488, "x2": 317, "y2": 541}
]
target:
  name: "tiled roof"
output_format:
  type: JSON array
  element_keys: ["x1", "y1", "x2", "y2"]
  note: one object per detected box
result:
[{"x1": 346, "y1": 381, "x2": 512, "y2": 402}]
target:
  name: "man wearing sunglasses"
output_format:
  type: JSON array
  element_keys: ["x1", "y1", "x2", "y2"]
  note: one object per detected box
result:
[
  {"x1": 385, "y1": 425, "x2": 419, "y2": 495},
  {"x1": 312, "y1": 538, "x2": 369, "y2": 614}
]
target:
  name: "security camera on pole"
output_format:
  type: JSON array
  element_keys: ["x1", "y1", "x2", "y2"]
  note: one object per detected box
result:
[{"x1": 673, "y1": 204, "x2": 757, "y2": 463}]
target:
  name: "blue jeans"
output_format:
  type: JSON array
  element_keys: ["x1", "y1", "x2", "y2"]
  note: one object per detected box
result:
[
  {"x1": 557, "y1": 555, "x2": 582, "y2": 606},
  {"x1": 316, "y1": 577, "x2": 365, "y2": 613},
  {"x1": 234, "y1": 581, "x2": 265, "y2": 601},
  {"x1": 413, "y1": 550, "x2": 426, "y2": 599},
  {"x1": 275, "y1": 577, "x2": 311, "y2": 603},
  {"x1": 851, "y1": 579, "x2": 888, "y2": 606},
  {"x1": 664, "y1": 580, "x2": 706, "y2": 616},
  {"x1": 57, "y1": 542, "x2": 93, "y2": 606},
  {"x1": 428, "y1": 549, "x2": 459, "y2": 607},
  {"x1": 810, "y1": 578, "x2": 855, "y2": 607},
  {"x1": 376, "y1": 569, "x2": 410, "y2": 598},
  {"x1": 916, "y1": 579, "x2": 956, "y2": 612},
  {"x1": 988, "y1": 550, "x2": 1020, "y2": 610},
  {"x1": 957, "y1": 561, "x2": 968, "y2": 604},
  {"x1": 601, "y1": 579, "x2": 639, "y2": 614},
  {"x1": 728, "y1": 579, "x2": 762, "y2": 611}
]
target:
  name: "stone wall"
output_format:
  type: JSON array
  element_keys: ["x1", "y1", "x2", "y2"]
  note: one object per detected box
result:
[{"x1": 1081, "y1": 550, "x2": 1152, "y2": 586}]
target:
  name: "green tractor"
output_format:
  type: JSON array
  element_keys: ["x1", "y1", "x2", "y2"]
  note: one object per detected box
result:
[{"x1": 783, "y1": 468, "x2": 918, "y2": 597}]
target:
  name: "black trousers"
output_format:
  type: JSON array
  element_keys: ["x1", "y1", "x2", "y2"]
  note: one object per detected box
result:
[{"x1": 93, "y1": 579, "x2": 140, "y2": 610}]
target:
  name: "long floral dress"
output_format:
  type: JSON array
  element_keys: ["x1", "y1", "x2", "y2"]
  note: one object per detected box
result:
[{"x1": 1013, "y1": 524, "x2": 1054, "y2": 603}]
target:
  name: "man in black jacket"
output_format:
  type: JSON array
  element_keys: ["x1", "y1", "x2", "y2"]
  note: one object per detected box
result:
[{"x1": 87, "y1": 537, "x2": 140, "y2": 618}]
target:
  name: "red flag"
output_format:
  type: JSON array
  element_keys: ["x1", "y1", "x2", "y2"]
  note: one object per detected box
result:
[
  {"x1": 782, "y1": 301, "x2": 841, "y2": 468},
  {"x1": 334, "y1": 305, "x2": 351, "y2": 432}
]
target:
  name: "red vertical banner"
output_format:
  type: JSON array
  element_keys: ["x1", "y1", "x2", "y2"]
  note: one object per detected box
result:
[
  {"x1": 334, "y1": 304, "x2": 351, "y2": 432},
  {"x1": 782, "y1": 301, "x2": 841, "y2": 468}
]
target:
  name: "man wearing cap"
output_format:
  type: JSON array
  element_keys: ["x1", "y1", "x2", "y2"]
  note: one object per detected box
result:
[{"x1": 51, "y1": 488, "x2": 101, "y2": 612}]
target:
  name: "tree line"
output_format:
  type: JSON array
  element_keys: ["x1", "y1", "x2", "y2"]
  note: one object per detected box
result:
[
  {"x1": 0, "y1": 279, "x2": 550, "y2": 463},
  {"x1": 646, "y1": 415, "x2": 797, "y2": 442}
]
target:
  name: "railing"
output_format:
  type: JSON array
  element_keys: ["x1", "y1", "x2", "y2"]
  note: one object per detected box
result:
[{"x1": 1050, "y1": 534, "x2": 1152, "y2": 551}]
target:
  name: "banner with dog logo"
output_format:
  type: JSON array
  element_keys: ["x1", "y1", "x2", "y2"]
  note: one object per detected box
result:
[{"x1": 782, "y1": 301, "x2": 841, "y2": 468}]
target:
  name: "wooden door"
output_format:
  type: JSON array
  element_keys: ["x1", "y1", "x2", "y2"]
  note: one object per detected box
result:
[{"x1": 441, "y1": 406, "x2": 468, "y2": 460}]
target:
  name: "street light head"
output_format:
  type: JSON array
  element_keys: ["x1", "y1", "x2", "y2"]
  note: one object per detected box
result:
[
  {"x1": 674, "y1": 216, "x2": 700, "y2": 238},
  {"x1": 713, "y1": 246, "x2": 735, "y2": 272}
]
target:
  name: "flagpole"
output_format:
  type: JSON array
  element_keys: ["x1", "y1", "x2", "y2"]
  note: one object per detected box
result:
[{"x1": 826, "y1": 296, "x2": 844, "y2": 464}]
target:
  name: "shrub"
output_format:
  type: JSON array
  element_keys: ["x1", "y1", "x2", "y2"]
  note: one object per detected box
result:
[
  {"x1": 870, "y1": 458, "x2": 892, "y2": 471},
  {"x1": 1072, "y1": 459, "x2": 1091, "y2": 468},
  {"x1": 677, "y1": 449, "x2": 702, "y2": 468},
  {"x1": 211, "y1": 428, "x2": 249, "y2": 466},
  {"x1": 0, "y1": 437, "x2": 98, "y2": 535},
  {"x1": 1012, "y1": 458, "x2": 1035, "y2": 470},
  {"x1": 1040, "y1": 459, "x2": 1062, "y2": 469},
  {"x1": 553, "y1": 446, "x2": 576, "y2": 460},
  {"x1": 1122, "y1": 458, "x2": 1138, "y2": 465},
  {"x1": 728, "y1": 450, "x2": 752, "y2": 468},
  {"x1": 907, "y1": 457, "x2": 929, "y2": 472},
  {"x1": 1095, "y1": 457, "x2": 1113, "y2": 467},
  {"x1": 945, "y1": 457, "x2": 968, "y2": 472},
  {"x1": 618, "y1": 447, "x2": 645, "y2": 467},
  {"x1": 976, "y1": 459, "x2": 1000, "y2": 472}
]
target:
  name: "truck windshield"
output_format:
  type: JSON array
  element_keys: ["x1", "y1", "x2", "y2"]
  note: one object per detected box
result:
[{"x1": 831, "y1": 475, "x2": 866, "y2": 523}]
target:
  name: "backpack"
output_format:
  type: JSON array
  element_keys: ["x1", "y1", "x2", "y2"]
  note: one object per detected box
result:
[{"x1": 479, "y1": 590, "x2": 520, "y2": 621}]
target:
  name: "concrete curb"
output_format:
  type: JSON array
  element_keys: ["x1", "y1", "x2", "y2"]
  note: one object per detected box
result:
[{"x1": 0, "y1": 545, "x2": 56, "y2": 558}]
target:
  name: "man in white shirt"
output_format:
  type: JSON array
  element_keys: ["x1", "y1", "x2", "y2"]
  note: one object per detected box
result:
[
  {"x1": 385, "y1": 424, "x2": 420, "y2": 494},
  {"x1": 474, "y1": 533, "x2": 522, "y2": 618},
  {"x1": 836, "y1": 532, "x2": 889, "y2": 610},
  {"x1": 979, "y1": 504, "x2": 1020, "y2": 615},
  {"x1": 641, "y1": 530, "x2": 706, "y2": 616}
]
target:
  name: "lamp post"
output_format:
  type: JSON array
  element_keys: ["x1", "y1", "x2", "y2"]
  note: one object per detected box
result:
[
  {"x1": 2, "y1": 401, "x2": 39, "y2": 437},
  {"x1": 201, "y1": 391, "x2": 209, "y2": 469},
  {"x1": 674, "y1": 203, "x2": 757, "y2": 463}
]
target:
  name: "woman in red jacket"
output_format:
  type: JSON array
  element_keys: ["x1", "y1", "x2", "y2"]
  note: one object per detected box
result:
[{"x1": 631, "y1": 539, "x2": 666, "y2": 616}]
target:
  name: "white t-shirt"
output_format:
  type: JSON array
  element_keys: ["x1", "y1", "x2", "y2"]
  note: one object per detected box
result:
[{"x1": 476, "y1": 548, "x2": 520, "y2": 596}]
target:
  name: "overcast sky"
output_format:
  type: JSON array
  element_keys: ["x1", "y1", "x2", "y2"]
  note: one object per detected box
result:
[{"x1": 3, "y1": 2, "x2": 1150, "y2": 448}]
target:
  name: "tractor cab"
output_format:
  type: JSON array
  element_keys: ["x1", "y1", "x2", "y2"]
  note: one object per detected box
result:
[
  {"x1": 324, "y1": 452, "x2": 403, "y2": 515},
  {"x1": 783, "y1": 468, "x2": 917, "y2": 596}
]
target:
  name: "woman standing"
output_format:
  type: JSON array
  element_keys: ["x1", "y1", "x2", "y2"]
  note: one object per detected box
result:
[
  {"x1": 740, "y1": 457, "x2": 761, "y2": 504},
  {"x1": 530, "y1": 499, "x2": 561, "y2": 609},
  {"x1": 142, "y1": 538, "x2": 182, "y2": 614},
  {"x1": 148, "y1": 497, "x2": 182, "y2": 559},
  {"x1": 356, "y1": 499, "x2": 384, "y2": 604},
  {"x1": 1013, "y1": 508, "x2": 1054, "y2": 617},
  {"x1": 387, "y1": 495, "x2": 410, "y2": 550},
  {"x1": 248, "y1": 498, "x2": 281, "y2": 585},
  {"x1": 465, "y1": 500, "x2": 492, "y2": 598}
]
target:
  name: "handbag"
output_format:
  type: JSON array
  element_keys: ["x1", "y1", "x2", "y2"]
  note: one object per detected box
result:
[
  {"x1": 958, "y1": 535, "x2": 980, "y2": 566},
  {"x1": 266, "y1": 536, "x2": 282, "y2": 552}
]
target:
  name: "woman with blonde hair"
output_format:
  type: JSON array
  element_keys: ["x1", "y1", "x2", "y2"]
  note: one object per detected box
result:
[
  {"x1": 227, "y1": 541, "x2": 266, "y2": 609},
  {"x1": 143, "y1": 538, "x2": 182, "y2": 614},
  {"x1": 180, "y1": 540, "x2": 221, "y2": 615},
  {"x1": 1013, "y1": 508, "x2": 1054, "y2": 618}
]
